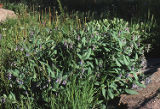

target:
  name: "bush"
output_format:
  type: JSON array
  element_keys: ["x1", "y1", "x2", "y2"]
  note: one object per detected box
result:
[{"x1": 0, "y1": 17, "x2": 146, "y2": 108}]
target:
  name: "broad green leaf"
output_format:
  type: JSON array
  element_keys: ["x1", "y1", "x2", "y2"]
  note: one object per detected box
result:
[
  {"x1": 80, "y1": 30, "x2": 84, "y2": 36},
  {"x1": 77, "y1": 44, "x2": 82, "y2": 49},
  {"x1": 95, "y1": 82, "x2": 100, "y2": 86},
  {"x1": 110, "y1": 83, "x2": 117, "y2": 91},
  {"x1": 77, "y1": 54, "x2": 82, "y2": 59},
  {"x1": 102, "y1": 87, "x2": 106, "y2": 98},
  {"x1": 9, "y1": 93, "x2": 13, "y2": 100},
  {"x1": 12, "y1": 69, "x2": 19, "y2": 77},
  {"x1": 88, "y1": 67, "x2": 92, "y2": 74},
  {"x1": 104, "y1": 48, "x2": 110, "y2": 52},
  {"x1": 132, "y1": 72, "x2": 138, "y2": 80},
  {"x1": 108, "y1": 89, "x2": 114, "y2": 99},
  {"x1": 46, "y1": 36, "x2": 51, "y2": 41},
  {"x1": 119, "y1": 40, "x2": 122, "y2": 49},
  {"x1": 135, "y1": 53, "x2": 138, "y2": 60},
  {"x1": 123, "y1": 56, "x2": 129, "y2": 65},
  {"x1": 96, "y1": 100, "x2": 103, "y2": 105},
  {"x1": 95, "y1": 59, "x2": 98, "y2": 65},
  {"x1": 47, "y1": 66, "x2": 55, "y2": 78},
  {"x1": 101, "y1": 105, "x2": 106, "y2": 109},
  {"x1": 136, "y1": 82, "x2": 146, "y2": 88},
  {"x1": 85, "y1": 48, "x2": 92, "y2": 59},
  {"x1": 33, "y1": 73, "x2": 37, "y2": 79},
  {"x1": 115, "y1": 59, "x2": 121, "y2": 67},
  {"x1": 125, "y1": 89, "x2": 138, "y2": 95},
  {"x1": 82, "y1": 37, "x2": 86, "y2": 46},
  {"x1": 119, "y1": 81, "x2": 125, "y2": 86},
  {"x1": 87, "y1": 61, "x2": 94, "y2": 68}
]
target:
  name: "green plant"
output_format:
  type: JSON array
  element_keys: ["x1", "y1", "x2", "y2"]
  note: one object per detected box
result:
[
  {"x1": 51, "y1": 75, "x2": 98, "y2": 109},
  {"x1": 73, "y1": 18, "x2": 146, "y2": 103},
  {"x1": 0, "y1": 2, "x2": 154, "y2": 108},
  {"x1": 0, "y1": 17, "x2": 148, "y2": 108},
  {"x1": 57, "y1": 0, "x2": 64, "y2": 16}
]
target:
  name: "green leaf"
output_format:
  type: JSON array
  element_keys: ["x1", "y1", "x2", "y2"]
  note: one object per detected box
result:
[
  {"x1": 135, "y1": 53, "x2": 138, "y2": 60},
  {"x1": 47, "y1": 66, "x2": 55, "y2": 78},
  {"x1": 33, "y1": 73, "x2": 37, "y2": 79},
  {"x1": 110, "y1": 83, "x2": 117, "y2": 91},
  {"x1": 132, "y1": 72, "x2": 138, "y2": 80},
  {"x1": 108, "y1": 89, "x2": 114, "y2": 99},
  {"x1": 115, "y1": 59, "x2": 121, "y2": 67},
  {"x1": 77, "y1": 43, "x2": 82, "y2": 48},
  {"x1": 9, "y1": 93, "x2": 13, "y2": 100},
  {"x1": 85, "y1": 48, "x2": 92, "y2": 59},
  {"x1": 96, "y1": 100, "x2": 103, "y2": 105},
  {"x1": 119, "y1": 81, "x2": 125, "y2": 86},
  {"x1": 46, "y1": 36, "x2": 51, "y2": 41},
  {"x1": 125, "y1": 89, "x2": 138, "y2": 95},
  {"x1": 88, "y1": 67, "x2": 92, "y2": 74},
  {"x1": 95, "y1": 82, "x2": 100, "y2": 86},
  {"x1": 119, "y1": 40, "x2": 122, "y2": 49},
  {"x1": 101, "y1": 105, "x2": 106, "y2": 109},
  {"x1": 102, "y1": 87, "x2": 106, "y2": 98},
  {"x1": 77, "y1": 54, "x2": 82, "y2": 59},
  {"x1": 82, "y1": 37, "x2": 86, "y2": 46},
  {"x1": 54, "y1": 50, "x2": 57, "y2": 54},
  {"x1": 136, "y1": 82, "x2": 146, "y2": 88},
  {"x1": 95, "y1": 59, "x2": 98, "y2": 65},
  {"x1": 104, "y1": 48, "x2": 110, "y2": 52},
  {"x1": 80, "y1": 30, "x2": 84, "y2": 36},
  {"x1": 123, "y1": 56, "x2": 129, "y2": 65},
  {"x1": 12, "y1": 69, "x2": 19, "y2": 77}
]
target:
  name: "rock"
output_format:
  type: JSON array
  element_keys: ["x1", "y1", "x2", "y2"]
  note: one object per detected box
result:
[
  {"x1": 0, "y1": 8, "x2": 17, "y2": 22},
  {"x1": 119, "y1": 69, "x2": 160, "y2": 109}
]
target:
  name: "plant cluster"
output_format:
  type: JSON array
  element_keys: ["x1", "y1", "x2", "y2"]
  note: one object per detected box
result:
[
  {"x1": 0, "y1": 16, "x2": 147, "y2": 108},
  {"x1": 0, "y1": 1, "x2": 156, "y2": 108}
]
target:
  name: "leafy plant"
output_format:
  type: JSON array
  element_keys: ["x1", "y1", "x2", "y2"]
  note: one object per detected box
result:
[{"x1": 0, "y1": 1, "x2": 153, "y2": 108}]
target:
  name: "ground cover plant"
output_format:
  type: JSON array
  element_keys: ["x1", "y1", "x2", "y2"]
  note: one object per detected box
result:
[{"x1": 0, "y1": 0, "x2": 159, "y2": 108}]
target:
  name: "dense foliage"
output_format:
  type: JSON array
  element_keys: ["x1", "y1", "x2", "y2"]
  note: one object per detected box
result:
[{"x1": 0, "y1": 0, "x2": 159, "y2": 108}]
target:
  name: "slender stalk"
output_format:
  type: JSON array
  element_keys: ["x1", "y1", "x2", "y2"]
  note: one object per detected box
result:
[{"x1": 49, "y1": 7, "x2": 52, "y2": 26}]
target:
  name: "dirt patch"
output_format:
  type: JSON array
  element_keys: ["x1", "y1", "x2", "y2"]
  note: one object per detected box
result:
[{"x1": 119, "y1": 68, "x2": 160, "y2": 109}]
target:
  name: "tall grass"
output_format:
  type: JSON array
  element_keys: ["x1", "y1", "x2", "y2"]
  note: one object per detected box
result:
[{"x1": 50, "y1": 75, "x2": 98, "y2": 109}]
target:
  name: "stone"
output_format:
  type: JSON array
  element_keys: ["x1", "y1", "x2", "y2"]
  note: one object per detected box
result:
[
  {"x1": 0, "y1": 8, "x2": 17, "y2": 22},
  {"x1": 119, "y1": 69, "x2": 160, "y2": 109}
]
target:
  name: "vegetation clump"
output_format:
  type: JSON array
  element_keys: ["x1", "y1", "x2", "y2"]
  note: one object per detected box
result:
[{"x1": 0, "y1": 0, "x2": 159, "y2": 108}]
